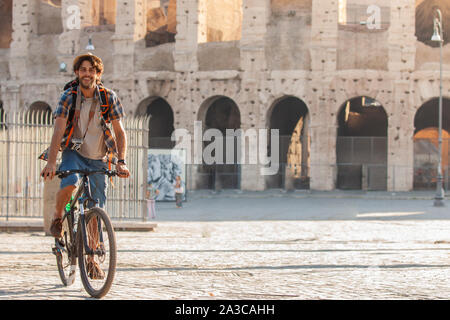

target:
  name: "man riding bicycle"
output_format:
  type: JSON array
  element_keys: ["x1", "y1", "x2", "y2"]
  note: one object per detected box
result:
[{"x1": 40, "y1": 53, "x2": 130, "y2": 278}]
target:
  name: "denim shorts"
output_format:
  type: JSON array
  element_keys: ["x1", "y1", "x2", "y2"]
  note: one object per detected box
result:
[{"x1": 58, "y1": 149, "x2": 108, "y2": 208}]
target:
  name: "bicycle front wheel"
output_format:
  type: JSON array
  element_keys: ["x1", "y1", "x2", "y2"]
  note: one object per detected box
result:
[{"x1": 78, "y1": 207, "x2": 117, "y2": 298}]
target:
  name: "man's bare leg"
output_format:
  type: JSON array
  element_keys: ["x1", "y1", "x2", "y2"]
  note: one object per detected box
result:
[
  {"x1": 54, "y1": 185, "x2": 76, "y2": 220},
  {"x1": 50, "y1": 185, "x2": 76, "y2": 238}
]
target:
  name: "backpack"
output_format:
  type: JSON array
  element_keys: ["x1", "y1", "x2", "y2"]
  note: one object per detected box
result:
[{"x1": 38, "y1": 79, "x2": 117, "y2": 162}]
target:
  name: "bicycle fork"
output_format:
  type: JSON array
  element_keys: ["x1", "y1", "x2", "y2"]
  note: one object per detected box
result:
[{"x1": 79, "y1": 200, "x2": 105, "y2": 257}]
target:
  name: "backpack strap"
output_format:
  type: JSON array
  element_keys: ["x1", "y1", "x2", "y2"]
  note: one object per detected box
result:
[
  {"x1": 66, "y1": 81, "x2": 111, "y2": 123},
  {"x1": 98, "y1": 86, "x2": 111, "y2": 122}
]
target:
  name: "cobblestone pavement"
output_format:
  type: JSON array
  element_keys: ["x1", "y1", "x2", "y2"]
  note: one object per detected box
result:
[{"x1": 1, "y1": 215, "x2": 450, "y2": 299}]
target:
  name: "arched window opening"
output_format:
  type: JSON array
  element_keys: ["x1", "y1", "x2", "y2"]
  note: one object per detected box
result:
[
  {"x1": 0, "y1": 0, "x2": 13, "y2": 48},
  {"x1": 336, "y1": 96, "x2": 388, "y2": 190},
  {"x1": 28, "y1": 101, "x2": 53, "y2": 125},
  {"x1": 197, "y1": 96, "x2": 241, "y2": 190},
  {"x1": 413, "y1": 98, "x2": 450, "y2": 190},
  {"x1": 145, "y1": 0, "x2": 177, "y2": 47},
  {"x1": 198, "y1": 0, "x2": 242, "y2": 43},
  {"x1": 137, "y1": 97, "x2": 175, "y2": 149},
  {"x1": 266, "y1": 96, "x2": 310, "y2": 190},
  {"x1": 0, "y1": 100, "x2": 6, "y2": 129}
]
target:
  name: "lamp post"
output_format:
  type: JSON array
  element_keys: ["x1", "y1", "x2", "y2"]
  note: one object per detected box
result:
[
  {"x1": 85, "y1": 26, "x2": 95, "y2": 51},
  {"x1": 431, "y1": 9, "x2": 445, "y2": 207}
]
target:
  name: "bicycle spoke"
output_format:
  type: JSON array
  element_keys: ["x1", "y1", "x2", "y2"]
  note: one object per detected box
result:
[
  {"x1": 78, "y1": 207, "x2": 116, "y2": 298},
  {"x1": 55, "y1": 216, "x2": 76, "y2": 286}
]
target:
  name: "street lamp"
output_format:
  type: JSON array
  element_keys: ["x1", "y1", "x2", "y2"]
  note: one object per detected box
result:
[
  {"x1": 86, "y1": 35, "x2": 95, "y2": 51},
  {"x1": 85, "y1": 26, "x2": 95, "y2": 51},
  {"x1": 431, "y1": 9, "x2": 445, "y2": 207}
]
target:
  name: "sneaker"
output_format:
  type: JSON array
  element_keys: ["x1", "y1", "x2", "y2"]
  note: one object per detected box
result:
[
  {"x1": 50, "y1": 218, "x2": 63, "y2": 238},
  {"x1": 87, "y1": 259, "x2": 105, "y2": 280}
]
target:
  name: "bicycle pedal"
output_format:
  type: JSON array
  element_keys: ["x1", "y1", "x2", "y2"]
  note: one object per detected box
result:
[
  {"x1": 67, "y1": 265, "x2": 76, "y2": 286},
  {"x1": 56, "y1": 239, "x2": 65, "y2": 247},
  {"x1": 52, "y1": 246, "x2": 60, "y2": 256}
]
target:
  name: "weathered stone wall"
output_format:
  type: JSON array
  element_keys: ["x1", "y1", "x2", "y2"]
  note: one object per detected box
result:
[
  {"x1": 37, "y1": 1, "x2": 63, "y2": 35},
  {"x1": 0, "y1": 50, "x2": 10, "y2": 80},
  {"x1": 135, "y1": 43, "x2": 176, "y2": 72},
  {"x1": 197, "y1": 41, "x2": 240, "y2": 71},
  {"x1": 416, "y1": 42, "x2": 450, "y2": 70},
  {"x1": 266, "y1": 5, "x2": 311, "y2": 70},
  {"x1": 337, "y1": 30, "x2": 389, "y2": 70},
  {"x1": 204, "y1": 0, "x2": 242, "y2": 42},
  {"x1": 271, "y1": 0, "x2": 312, "y2": 13},
  {"x1": 1, "y1": 0, "x2": 450, "y2": 192}
]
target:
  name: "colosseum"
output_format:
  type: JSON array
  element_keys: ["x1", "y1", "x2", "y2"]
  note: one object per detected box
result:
[{"x1": 0, "y1": 0, "x2": 449, "y2": 192}]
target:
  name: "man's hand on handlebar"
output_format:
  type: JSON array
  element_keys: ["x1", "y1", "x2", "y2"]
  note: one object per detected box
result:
[
  {"x1": 40, "y1": 162, "x2": 57, "y2": 181},
  {"x1": 116, "y1": 162, "x2": 130, "y2": 178}
]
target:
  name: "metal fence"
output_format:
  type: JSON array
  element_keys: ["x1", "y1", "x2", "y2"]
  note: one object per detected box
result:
[{"x1": 0, "y1": 110, "x2": 149, "y2": 220}]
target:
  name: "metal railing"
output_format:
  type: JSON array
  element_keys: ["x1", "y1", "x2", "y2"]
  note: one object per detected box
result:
[{"x1": 0, "y1": 110, "x2": 149, "y2": 220}]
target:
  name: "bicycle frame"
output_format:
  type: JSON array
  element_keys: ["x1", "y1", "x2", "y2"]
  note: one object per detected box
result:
[{"x1": 62, "y1": 173, "x2": 103, "y2": 257}]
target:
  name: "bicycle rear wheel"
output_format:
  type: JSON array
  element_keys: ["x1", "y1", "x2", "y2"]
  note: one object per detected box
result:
[
  {"x1": 54, "y1": 214, "x2": 77, "y2": 286},
  {"x1": 78, "y1": 207, "x2": 117, "y2": 298}
]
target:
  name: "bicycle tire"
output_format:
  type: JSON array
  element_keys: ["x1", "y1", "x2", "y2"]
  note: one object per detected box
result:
[
  {"x1": 78, "y1": 207, "x2": 117, "y2": 298},
  {"x1": 55, "y1": 214, "x2": 77, "y2": 286}
]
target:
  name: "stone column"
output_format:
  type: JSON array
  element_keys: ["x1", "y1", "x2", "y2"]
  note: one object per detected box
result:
[
  {"x1": 309, "y1": 0, "x2": 338, "y2": 190},
  {"x1": 387, "y1": 0, "x2": 416, "y2": 73},
  {"x1": 0, "y1": 84, "x2": 20, "y2": 113},
  {"x1": 171, "y1": 0, "x2": 200, "y2": 189},
  {"x1": 387, "y1": 0, "x2": 416, "y2": 191},
  {"x1": 239, "y1": 0, "x2": 270, "y2": 191},
  {"x1": 197, "y1": 0, "x2": 207, "y2": 43},
  {"x1": 9, "y1": 0, "x2": 38, "y2": 80},
  {"x1": 310, "y1": 0, "x2": 338, "y2": 73},
  {"x1": 56, "y1": 0, "x2": 91, "y2": 76},
  {"x1": 173, "y1": 0, "x2": 199, "y2": 72},
  {"x1": 111, "y1": 0, "x2": 146, "y2": 113},
  {"x1": 387, "y1": 80, "x2": 415, "y2": 192},
  {"x1": 112, "y1": 0, "x2": 146, "y2": 77}
]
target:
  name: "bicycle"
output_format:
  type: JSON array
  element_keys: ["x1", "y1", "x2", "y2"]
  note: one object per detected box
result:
[{"x1": 51, "y1": 169, "x2": 117, "y2": 298}]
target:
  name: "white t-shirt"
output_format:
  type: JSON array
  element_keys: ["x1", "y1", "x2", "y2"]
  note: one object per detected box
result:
[
  {"x1": 174, "y1": 184, "x2": 184, "y2": 194},
  {"x1": 73, "y1": 97, "x2": 107, "y2": 160}
]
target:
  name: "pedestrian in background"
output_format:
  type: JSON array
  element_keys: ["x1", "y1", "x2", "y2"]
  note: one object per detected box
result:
[
  {"x1": 146, "y1": 183, "x2": 159, "y2": 219},
  {"x1": 174, "y1": 175, "x2": 184, "y2": 208}
]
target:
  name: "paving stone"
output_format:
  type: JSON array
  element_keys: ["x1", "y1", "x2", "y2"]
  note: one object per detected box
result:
[{"x1": 1, "y1": 219, "x2": 450, "y2": 299}]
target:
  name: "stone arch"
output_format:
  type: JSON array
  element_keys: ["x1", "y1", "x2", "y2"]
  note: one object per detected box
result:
[
  {"x1": 28, "y1": 101, "x2": 53, "y2": 124},
  {"x1": 266, "y1": 95, "x2": 310, "y2": 190},
  {"x1": 0, "y1": 0, "x2": 12, "y2": 48},
  {"x1": 196, "y1": 95, "x2": 241, "y2": 190},
  {"x1": 414, "y1": 94, "x2": 450, "y2": 115},
  {"x1": 413, "y1": 97, "x2": 450, "y2": 190},
  {"x1": 333, "y1": 77, "x2": 392, "y2": 124},
  {"x1": 414, "y1": 96, "x2": 450, "y2": 134},
  {"x1": 137, "y1": 96, "x2": 175, "y2": 148},
  {"x1": 336, "y1": 96, "x2": 388, "y2": 190}
]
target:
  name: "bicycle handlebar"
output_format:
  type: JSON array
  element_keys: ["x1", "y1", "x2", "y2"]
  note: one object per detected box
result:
[{"x1": 55, "y1": 169, "x2": 118, "y2": 179}]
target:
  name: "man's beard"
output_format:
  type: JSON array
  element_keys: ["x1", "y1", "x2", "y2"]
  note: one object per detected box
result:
[{"x1": 79, "y1": 77, "x2": 96, "y2": 89}]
